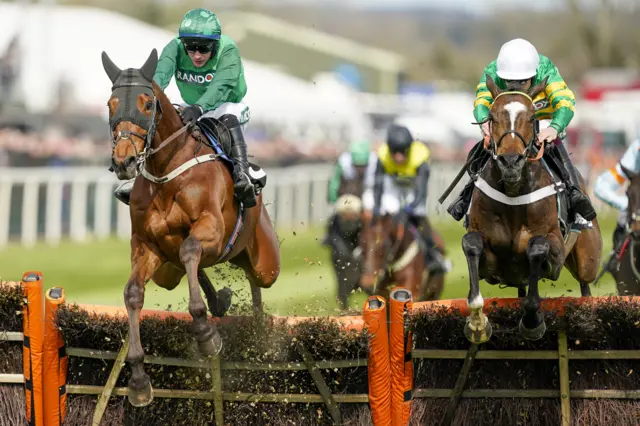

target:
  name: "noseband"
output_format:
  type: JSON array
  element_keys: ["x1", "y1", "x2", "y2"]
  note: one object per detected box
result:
[{"x1": 484, "y1": 91, "x2": 543, "y2": 162}]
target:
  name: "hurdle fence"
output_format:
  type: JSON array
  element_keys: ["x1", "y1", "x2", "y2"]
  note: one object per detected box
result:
[{"x1": 6, "y1": 271, "x2": 640, "y2": 426}]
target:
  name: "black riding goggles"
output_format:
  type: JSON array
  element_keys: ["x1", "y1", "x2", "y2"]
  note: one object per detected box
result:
[
  {"x1": 183, "y1": 40, "x2": 217, "y2": 54},
  {"x1": 505, "y1": 78, "x2": 531, "y2": 88}
]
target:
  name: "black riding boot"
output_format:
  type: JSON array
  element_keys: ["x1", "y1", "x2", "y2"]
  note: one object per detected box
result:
[
  {"x1": 221, "y1": 115, "x2": 257, "y2": 208},
  {"x1": 447, "y1": 181, "x2": 474, "y2": 221},
  {"x1": 416, "y1": 217, "x2": 447, "y2": 274},
  {"x1": 447, "y1": 140, "x2": 489, "y2": 221},
  {"x1": 555, "y1": 143, "x2": 597, "y2": 221}
]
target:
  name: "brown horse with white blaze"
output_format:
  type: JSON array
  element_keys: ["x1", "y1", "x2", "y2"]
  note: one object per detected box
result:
[
  {"x1": 462, "y1": 75, "x2": 602, "y2": 344},
  {"x1": 102, "y1": 49, "x2": 280, "y2": 407}
]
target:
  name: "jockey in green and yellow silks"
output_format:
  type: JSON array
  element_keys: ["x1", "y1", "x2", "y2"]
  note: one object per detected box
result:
[
  {"x1": 362, "y1": 123, "x2": 447, "y2": 274},
  {"x1": 447, "y1": 38, "x2": 596, "y2": 224}
]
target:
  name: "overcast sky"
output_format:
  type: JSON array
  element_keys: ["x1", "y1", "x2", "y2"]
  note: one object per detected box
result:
[{"x1": 204, "y1": 0, "x2": 638, "y2": 14}]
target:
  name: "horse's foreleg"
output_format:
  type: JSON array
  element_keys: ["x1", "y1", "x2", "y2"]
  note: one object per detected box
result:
[
  {"x1": 125, "y1": 239, "x2": 162, "y2": 407},
  {"x1": 197, "y1": 269, "x2": 233, "y2": 318},
  {"x1": 422, "y1": 272, "x2": 445, "y2": 301},
  {"x1": 462, "y1": 232, "x2": 492, "y2": 343},
  {"x1": 520, "y1": 235, "x2": 550, "y2": 341},
  {"x1": 180, "y1": 236, "x2": 223, "y2": 357}
]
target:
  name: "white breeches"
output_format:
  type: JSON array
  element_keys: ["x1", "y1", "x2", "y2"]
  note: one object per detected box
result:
[
  {"x1": 362, "y1": 175, "x2": 426, "y2": 216},
  {"x1": 181, "y1": 102, "x2": 251, "y2": 132}
]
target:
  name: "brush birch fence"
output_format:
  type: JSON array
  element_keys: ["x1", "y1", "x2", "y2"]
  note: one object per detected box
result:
[
  {"x1": 64, "y1": 340, "x2": 370, "y2": 425},
  {"x1": 411, "y1": 296, "x2": 640, "y2": 426},
  {"x1": 5, "y1": 270, "x2": 640, "y2": 426}
]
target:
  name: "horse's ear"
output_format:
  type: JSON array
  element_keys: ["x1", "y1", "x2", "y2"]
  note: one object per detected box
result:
[
  {"x1": 140, "y1": 49, "x2": 158, "y2": 82},
  {"x1": 528, "y1": 76, "x2": 548, "y2": 100},
  {"x1": 485, "y1": 74, "x2": 501, "y2": 99},
  {"x1": 101, "y1": 51, "x2": 121, "y2": 84}
]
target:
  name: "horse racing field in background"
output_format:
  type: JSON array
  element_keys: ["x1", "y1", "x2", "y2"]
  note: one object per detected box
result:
[{"x1": 0, "y1": 214, "x2": 619, "y2": 316}]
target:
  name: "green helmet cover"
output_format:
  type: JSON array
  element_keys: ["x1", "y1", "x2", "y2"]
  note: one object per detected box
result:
[
  {"x1": 178, "y1": 9, "x2": 222, "y2": 40},
  {"x1": 349, "y1": 139, "x2": 371, "y2": 166}
]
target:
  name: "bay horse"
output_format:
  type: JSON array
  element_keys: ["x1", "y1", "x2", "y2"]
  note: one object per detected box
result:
[
  {"x1": 462, "y1": 75, "x2": 602, "y2": 344},
  {"x1": 599, "y1": 165, "x2": 640, "y2": 295},
  {"x1": 359, "y1": 210, "x2": 447, "y2": 303},
  {"x1": 102, "y1": 49, "x2": 280, "y2": 407}
]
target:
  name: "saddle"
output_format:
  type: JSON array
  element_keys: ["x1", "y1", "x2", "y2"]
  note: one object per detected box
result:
[{"x1": 196, "y1": 116, "x2": 267, "y2": 195}]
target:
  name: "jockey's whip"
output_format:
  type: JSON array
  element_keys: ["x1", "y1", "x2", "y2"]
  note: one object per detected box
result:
[
  {"x1": 437, "y1": 136, "x2": 488, "y2": 205},
  {"x1": 437, "y1": 162, "x2": 471, "y2": 205}
]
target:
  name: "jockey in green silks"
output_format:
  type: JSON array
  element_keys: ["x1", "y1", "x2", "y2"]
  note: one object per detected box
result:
[
  {"x1": 115, "y1": 8, "x2": 257, "y2": 208},
  {"x1": 322, "y1": 139, "x2": 374, "y2": 248}
]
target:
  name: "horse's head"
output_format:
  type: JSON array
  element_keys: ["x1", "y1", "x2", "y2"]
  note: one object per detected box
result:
[
  {"x1": 359, "y1": 213, "x2": 388, "y2": 293},
  {"x1": 484, "y1": 74, "x2": 549, "y2": 186},
  {"x1": 102, "y1": 49, "x2": 161, "y2": 180},
  {"x1": 359, "y1": 212, "x2": 408, "y2": 293},
  {"x1": 623, "y1": 165, "x2": 640, "y2": 237}
]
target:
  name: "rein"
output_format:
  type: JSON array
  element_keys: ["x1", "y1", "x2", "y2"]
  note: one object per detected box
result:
[
  {"x1": 113, "y1": 123, "x2": 191, "y2": 168},
  {"x1": 107, "y1": 67, "x2": 214, "y2": 184}
]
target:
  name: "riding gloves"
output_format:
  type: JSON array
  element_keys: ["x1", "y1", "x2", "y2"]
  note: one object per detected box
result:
[
  {"x1": 180, "y1": 104, "x2": 203, "y2": 124},
  {"x1": 537, "y1": 127, "x2": 558, "y2": 145}
]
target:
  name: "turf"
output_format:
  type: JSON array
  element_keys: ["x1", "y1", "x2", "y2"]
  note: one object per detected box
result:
[{"x1": 0, "y1": 214, "x2": 620, "y2": 316}]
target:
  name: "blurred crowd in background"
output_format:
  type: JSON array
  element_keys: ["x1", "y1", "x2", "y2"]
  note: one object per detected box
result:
[{"x1": 1, "y1": 0, "x2": 639, "y2": 171}]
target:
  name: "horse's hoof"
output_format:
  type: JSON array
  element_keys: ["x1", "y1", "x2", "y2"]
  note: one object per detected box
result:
[
  {"x1": 464, "y1": 317, "x2": 492, "y2": 344},
  {"x1": 519, "y1": 318, "x2": 547, "y2": 341},
  {"x1": 128, "y1": 382, "x2": 153, "y2": 407},
  {"x1": 198, "y1": 332, "x2": 223, "y2": 357},
  {"x1": 213, "y1": 287, "x2": 233, "y2": 317}
]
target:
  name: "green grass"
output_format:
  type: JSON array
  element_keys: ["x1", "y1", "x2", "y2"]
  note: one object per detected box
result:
[{"x1": 0, "y1": 215, "x2": 620, "y2": 316}]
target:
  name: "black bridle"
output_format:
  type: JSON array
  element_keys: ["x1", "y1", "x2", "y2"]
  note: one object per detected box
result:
[
  {"x1": 482, "y1": 91, "x2": 541, "y2": 161},
  {"x1": 108, "y1": 68, "x2": 163, "y2": 171}
]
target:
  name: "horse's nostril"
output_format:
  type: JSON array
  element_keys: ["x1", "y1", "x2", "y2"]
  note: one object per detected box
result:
[{"x1": 498, "y1": 154, "x2": 524, "y2": 168}]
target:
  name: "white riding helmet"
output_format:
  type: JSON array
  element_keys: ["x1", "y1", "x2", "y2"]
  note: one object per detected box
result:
[{"x1": 496, "y1": 38, "x2": 540, "y2": 80}]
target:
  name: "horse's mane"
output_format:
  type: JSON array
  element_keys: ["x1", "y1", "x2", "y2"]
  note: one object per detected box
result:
[{"x1": 151, "y1": 81, "x2": 183, "y2": 128}]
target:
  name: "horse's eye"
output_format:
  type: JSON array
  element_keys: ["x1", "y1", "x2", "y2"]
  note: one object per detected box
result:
[{"x1": 145, "y1": 101, "x2": 153, "y2": 111}]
